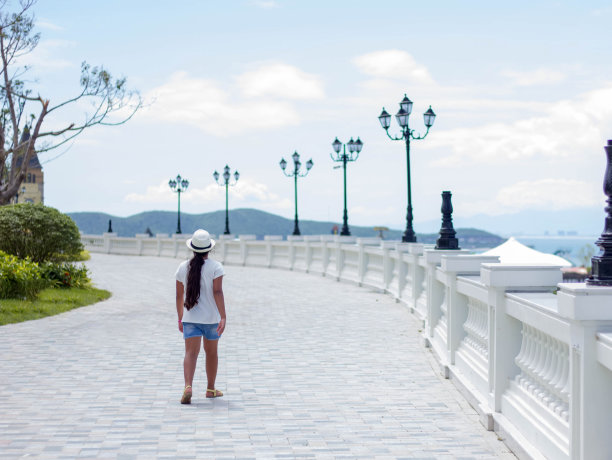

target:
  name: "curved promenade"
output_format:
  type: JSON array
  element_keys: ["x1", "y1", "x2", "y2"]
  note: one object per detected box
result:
[{"x1": 0, "y1": 254, "x2": 514, "y2": 459}]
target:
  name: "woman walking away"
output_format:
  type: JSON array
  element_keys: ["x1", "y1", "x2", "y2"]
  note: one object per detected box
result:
[{"x1": 175, "y1": 229, "x2": 226, "y2": 404}]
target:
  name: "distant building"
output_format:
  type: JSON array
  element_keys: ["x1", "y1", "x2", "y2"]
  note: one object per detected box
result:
[{"x1": 14, "y1": 126, "x2": 44, "y2": 204}]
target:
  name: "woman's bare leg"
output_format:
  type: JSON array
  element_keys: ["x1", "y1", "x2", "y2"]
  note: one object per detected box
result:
[
  {"x1": 184, "y1": 336, "x2": 201, "y2": 387},
  {"x1": 203, "y1": 338, "x2": 220, "y2": 395}
]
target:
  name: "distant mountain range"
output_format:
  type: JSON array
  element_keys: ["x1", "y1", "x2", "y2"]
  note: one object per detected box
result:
[
  {"x1": 68, "y1": 208, "x2": 504, "y2": 249},
  {"x1": 417, "y1": 207, "x2": 604, "y2": 237}
]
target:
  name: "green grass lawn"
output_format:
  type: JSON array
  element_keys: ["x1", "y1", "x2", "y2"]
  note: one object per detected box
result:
[{"x1": 0, "y1": 287, "x2": 111, "y2": 326}]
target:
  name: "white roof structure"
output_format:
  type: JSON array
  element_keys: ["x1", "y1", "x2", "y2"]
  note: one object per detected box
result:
[{"x1": 481, "y1": 237, "x2": 572, "y2": 267}]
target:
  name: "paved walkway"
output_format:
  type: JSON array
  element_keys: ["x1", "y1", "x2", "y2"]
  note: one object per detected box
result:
[{"x1": 0, "y1": 254, "x2": 514, "y2": 459}]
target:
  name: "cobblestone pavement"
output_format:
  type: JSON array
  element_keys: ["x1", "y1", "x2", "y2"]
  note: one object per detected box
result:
[{"x1": 0, "y1": 253, "x2": 515, "y2": 459}]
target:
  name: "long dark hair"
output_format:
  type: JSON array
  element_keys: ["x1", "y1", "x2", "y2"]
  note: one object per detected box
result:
[{"x1": 184, "y1": 252, "x2": 207, "y2": 310}]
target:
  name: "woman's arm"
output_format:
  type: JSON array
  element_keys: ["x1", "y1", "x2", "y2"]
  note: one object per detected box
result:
[
  {"x1": 176, "y1": 280, "x2": 184, "y2": 332},
  {"x1": 213, "y1": 276, "x2": 226, "y2": 335}
]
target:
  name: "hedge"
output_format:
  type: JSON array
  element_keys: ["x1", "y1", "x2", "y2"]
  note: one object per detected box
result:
[{"x1": 0, "y1": 204, "x2": 83, "y2": 263}]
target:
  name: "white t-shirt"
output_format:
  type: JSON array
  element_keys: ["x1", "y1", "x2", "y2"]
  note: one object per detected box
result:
[{"x1": 175, "y1": 257, "x2": 225, "y2": 324}]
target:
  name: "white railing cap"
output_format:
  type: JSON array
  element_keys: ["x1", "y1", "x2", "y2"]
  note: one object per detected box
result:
[
  {"x1": 441, "y1": 254, "x2": 500, "y2": 274},
  {"x1": 238, "y1": 235, "x2": 257, "y2": 241},
  {"x1": 356, "y1": 237, "x2": 381, "y2": 246},
  {"x1": 286, "y1": 235, "x2": 304, "y2": 242},
  {"x1": 218, "y1": 234, "x2": 235, "y2": 240},
  {"x1": 557, "y1": 283, "x2": 612, "y2": 320},
  {"x1": 264, "y1": 235, "x2": 284, "y2": 241},
  {"x1": 303, "y1": 235, "x2": 323, "y2": 242},
  {"x1": 423, "y1": 248, "x2": 470, "y2": 264},
  {"x1": 135, "y1": 233, "x2": 151, "y2": 238},
  {"x1": 334, "y1": 235, "x2": 357, "y2": 244},
  {"x1": 103, "y1": 232, "x2": 117, "y2": 237},
  {"x1": 481, "y1": 263, "x2": 562, "y2": 288},
  {"x1": 156, "y1": 233, "x2": 169, "y2": 238},
  {"x1": 319, "y1": 234, "x2": 335, "y2": 242}
]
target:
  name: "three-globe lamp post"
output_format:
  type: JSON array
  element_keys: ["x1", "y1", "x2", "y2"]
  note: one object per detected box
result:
[
  {"x1": 379, "y1": 95, "x2": 436, "y2": 242},
  {"x1": 330, "y1": 137, "x2": 363, "y2": 236},
  {"x1": 213, "y1": 165, "x2": 239, "y2": 235},
  {"x1": 280, "y1": 152, "x2": 313, "y2": 236},
  {"x1": 168, "y1": 174, "x2": 189, "y2": 234}
]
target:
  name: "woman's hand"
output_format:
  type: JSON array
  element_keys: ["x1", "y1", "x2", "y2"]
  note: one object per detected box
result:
[
  {"x1": 217, "y1": 318, "x2": 226, "y2": 336},
  {"x1": 178, "y1": 320, "x2": 183, "y2": 333}
]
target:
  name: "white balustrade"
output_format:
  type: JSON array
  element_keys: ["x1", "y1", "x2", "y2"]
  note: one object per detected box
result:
[{"x1": 81, "y1": 233, "x2": 612, "y2": 460}]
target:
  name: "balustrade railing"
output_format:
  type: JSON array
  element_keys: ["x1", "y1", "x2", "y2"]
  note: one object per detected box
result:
[{"x1": 82, "y1": 232, "x2": 612, "y2": 460}]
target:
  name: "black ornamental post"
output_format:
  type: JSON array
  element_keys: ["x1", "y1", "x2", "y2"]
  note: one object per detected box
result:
[
  {"x1": 435, "y1": 191, "x2": 460, "y2": 250},
  {"x1": 587, "y1": 140, "x2": 612, "y2": 286}
]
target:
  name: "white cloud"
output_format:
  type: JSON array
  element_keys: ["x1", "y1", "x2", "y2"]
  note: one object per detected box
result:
[
  {"x1": 353, "y1": 50, "x2": 434, "y2": 85},
  {"x1": 502, "y1": 68, "x2": 566, "y2": 86},
  {"x1": 429, "y1": 85, "x2": 612, "y2": 165},
  {"x1": 16, "y1": 39, "x2": 76, "y2": 70},
  {"x1": 461, "y1": 178, "x2": 601, "y2": 216},
  {"x1": 141, "y1": 71, "x2": 300, "y2": 134},
  {"x1": 125, "y1": 178, "x2": 290, "y2": 209},
  {"x1": 235, "y1": 63, "x2": 324, "y2": 100},
  {"x1": 36, "y1": 20, "x2": 64, "y2": 31}
]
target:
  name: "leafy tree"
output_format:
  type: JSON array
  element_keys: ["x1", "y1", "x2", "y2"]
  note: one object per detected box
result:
[
  {"x1": 0, "y1": 0, "x2": 142, "y2": 204},
  {"x1": 0, "y1": 203, "x2": 84, "y2": 262}
]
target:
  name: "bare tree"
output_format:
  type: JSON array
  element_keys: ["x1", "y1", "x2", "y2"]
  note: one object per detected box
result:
[{"x1": 0, "y1": 0, "x2": 142, "y2": 205}]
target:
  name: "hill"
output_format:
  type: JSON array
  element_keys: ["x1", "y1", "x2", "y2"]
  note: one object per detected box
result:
[{"x1": 68, "y1": 208, "x2": 504, "y2": 248}]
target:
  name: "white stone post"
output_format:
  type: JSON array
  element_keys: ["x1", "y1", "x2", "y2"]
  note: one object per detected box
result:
[
  {"x1": 264, "y1": 236, "x2": 282, "y2": 268},
  {"x1": 409, "y1": 243, "x2": 426, "y2": 311},
  {"x1": 321, "y1": 237, "x2": 331, "y2": 276},
  {"x1": 557, "y1": 284, "x2": 612, "y2": 460},
  {"x1": 440, "y1": 255, "x2": 500, "y2": 366},
  {"x1": 425, "y1": 248, "x2": 470, "y2": 339},
  {"x1": 481, "y1": 264, "x2": 562, "y2": 413},
  {"x1": 287, "y1": 235, "x2": 303, "y2": 270},
  {"x1": 334, "y1": 239, "x2": 344, "y2": 281},
  {"x1": 103, "y1": 232, "x2": 116, "y2": 254},
  {"x1": 238, "y1": 235, "x2": 256, "y2": 266},
  {"x1": 381, "y1": 241, "x2": 394, "y2": 291},
  {"x1": 357, "y1": 240, "x2": 366, "y2": 285},
  {"x1": 219, "y1": 234, "x2": 233, "y2": 263}
]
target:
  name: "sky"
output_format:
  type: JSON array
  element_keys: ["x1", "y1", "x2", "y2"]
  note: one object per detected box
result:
[{"x1": 16, "y1": 0, "x2": 612, "y2": 235}]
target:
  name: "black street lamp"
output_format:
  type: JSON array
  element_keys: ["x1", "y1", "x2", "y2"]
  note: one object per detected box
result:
[
  {"x1": 379, "y1": 94, "x2": 436, "y2": 242},
  {"x1": 169, "y1": 174, "x2": 189, "y2": 234},
  {"x1": 587, "y1": 139, "x2": 612, "y2": 285},
  {"x1": 213, "y1": 165, "x2": 240, "y2": 235},
  {"x1": 280, "y1": 151, "x2": 313, "y2": 236},
  {"x1": 330, "y1": 137, "x2": 363, "y2": 236}
]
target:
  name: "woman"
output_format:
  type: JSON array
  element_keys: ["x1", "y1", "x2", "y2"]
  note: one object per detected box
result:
[{"x1": 175, "y1": 229, "x2": 226, "y2": 404}]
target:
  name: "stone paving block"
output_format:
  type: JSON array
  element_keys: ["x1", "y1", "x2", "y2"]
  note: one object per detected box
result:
[{"x1": 0, "y1": 253, "x2": 515, "y2": 459}]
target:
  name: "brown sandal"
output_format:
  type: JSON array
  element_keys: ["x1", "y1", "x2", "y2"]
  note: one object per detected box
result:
[{"x1": 181, "y1": 385, "x2": 192, "y2": 404}]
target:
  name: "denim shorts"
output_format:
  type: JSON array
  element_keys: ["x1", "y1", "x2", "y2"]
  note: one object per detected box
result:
[{"x1": 182, "y1": 322, "x2": 220, "y2": 340}]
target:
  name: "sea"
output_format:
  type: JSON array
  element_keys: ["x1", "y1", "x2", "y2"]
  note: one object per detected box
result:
[{"x1": 512, "y1": 235, "x2": 599, "y2": 267}]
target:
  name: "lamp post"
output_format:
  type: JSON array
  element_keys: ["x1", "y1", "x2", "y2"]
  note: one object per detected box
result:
[
  {"x1": 280, "y1": 151, "x2": 313, "y2": 236},
  {"x1": 587, "y1": 139, "x2": 612, "y2": 285},
  {"x1": 330, "y1": 137, "x2": 363, "y2": 236},
  {"x1": 378, "y1": 94, "x2": 436, "y2": 242},
  {"x1": 168, "y1": 174, "x2": 189, "y2": 234},
  {"x1": 213, "y1": 165, "x2": 240, "y2": 235}
]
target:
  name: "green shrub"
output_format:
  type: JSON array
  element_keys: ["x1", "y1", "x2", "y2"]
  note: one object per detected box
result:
[
  {"x1": 0, "y1": 204, "x2": 84, "y2": 263},
  {"x1": 0, "y1": 250, "x2": 49, "y2": 299},
  {"x1": 40, "y1": 262, "x2": 90, "y2": 289}
]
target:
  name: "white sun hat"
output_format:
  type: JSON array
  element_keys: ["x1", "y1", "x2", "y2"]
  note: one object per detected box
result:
[{"x1": 186, "y1": 229, "x2": 216, "y2": 253}]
